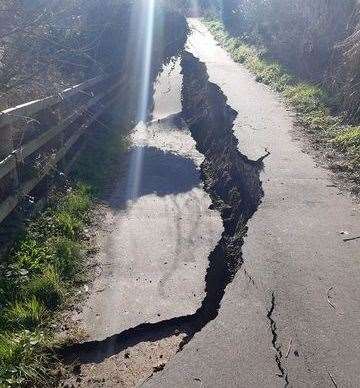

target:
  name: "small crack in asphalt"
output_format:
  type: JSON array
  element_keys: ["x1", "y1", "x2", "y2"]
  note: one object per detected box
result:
[
  {"x1": 243, "y1": 268, "x2": 255, "y2": 285},
  {"x1": 267, "y1": 291, "x2": 289, "y2": 386}
]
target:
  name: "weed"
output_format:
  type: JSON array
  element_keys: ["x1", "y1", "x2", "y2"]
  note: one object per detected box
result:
[
  {"x1": 301, "y1": 111, "x2": 341, "y2": 133},
  {"x1": 332, "y1": 127, "x2": 360, "y2": 165},
  {"x1": 283, "y1": 84, "x2": 328, "y2": 114},
  {"x1": 54, "y1": 211, "x2": 83, "y2": 239},
  {"x1": 0, "y1": 187, "x2": 91, "y2": 384},
  {"x1": 59, "y1": 185, "x2": 92, "y2": 219},
  {"x1": 13, "y1": 239, "x2": 49, "y2": 272}
]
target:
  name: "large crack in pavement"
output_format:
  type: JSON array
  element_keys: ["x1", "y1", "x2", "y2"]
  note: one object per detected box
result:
[{"x1": 60, "y1": 52, "x2": 265, "y2": 383}]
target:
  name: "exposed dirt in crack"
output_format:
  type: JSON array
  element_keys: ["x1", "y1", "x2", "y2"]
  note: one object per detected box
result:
[{"x1": 59, "y1": 52, "x2": 264, "y2": 386}]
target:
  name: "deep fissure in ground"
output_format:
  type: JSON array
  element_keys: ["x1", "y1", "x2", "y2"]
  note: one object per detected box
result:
[{"x1": 61, "y1": 52, "x2": 264, "y2": 379}]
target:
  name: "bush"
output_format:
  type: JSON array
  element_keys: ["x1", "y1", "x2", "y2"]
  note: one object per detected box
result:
[{"x1": 0, "y1": 0, "x2": 136, "y2": 109}]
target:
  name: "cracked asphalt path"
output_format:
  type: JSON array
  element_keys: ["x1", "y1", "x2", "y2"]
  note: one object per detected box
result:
[{"x1": 145, "y1": 19, "x2": 360, "y2": 388}]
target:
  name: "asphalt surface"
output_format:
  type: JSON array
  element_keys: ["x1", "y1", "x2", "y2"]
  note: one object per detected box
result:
[
  {"x1": 145, "y1": 19, "x2": 360, "y2": 387},
  {"x1": 77, "y1": 59, "x2": 222, "y2": 341}
]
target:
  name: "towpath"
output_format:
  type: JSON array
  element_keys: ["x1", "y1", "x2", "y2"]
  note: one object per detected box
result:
[{"x1": 146, "y1": 18, "x2": 360, "y2": 388}]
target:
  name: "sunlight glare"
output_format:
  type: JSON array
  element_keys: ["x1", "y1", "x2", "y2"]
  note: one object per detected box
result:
[
  {"x1": 126, "y1": 0, "x2": 156, "y2": 202},
  {"x1": 138, "y1": 0, "x2": 156, "y2": 123},
  {"x1": 190, "y1": 0, "x2": 200, "y2": 17}
]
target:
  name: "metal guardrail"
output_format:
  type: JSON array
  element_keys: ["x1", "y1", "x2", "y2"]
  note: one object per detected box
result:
[{"x1": 0, "y1": 73, "x2": 123, "y2": 223}]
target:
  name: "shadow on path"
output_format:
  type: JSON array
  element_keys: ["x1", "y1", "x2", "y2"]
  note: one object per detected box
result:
[{"x1": 109, "y1": 145, "x2": 201, "y2": 209}]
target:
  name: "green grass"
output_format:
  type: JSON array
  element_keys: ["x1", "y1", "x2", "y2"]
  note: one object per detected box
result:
[
  {"x1": 204, "y1": 18, "x2": 360, "y2": 172},
  {"x1": 0, "y1": 331, "x2": 53, "y2": 387},
  {"x1": 332, "y1": 127, "x2": 360, "y2": 166},
  {"x1": 4, "y1": 298, "x2": 46, "y2": 331},
  {"x1": 0, "y1": 184, "x2": 91, "y2": 386}
]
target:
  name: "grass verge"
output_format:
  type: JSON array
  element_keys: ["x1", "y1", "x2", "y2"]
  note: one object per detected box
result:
[
  {"x1": 0, "y1": 185, "x2": 91, "y2": 387},
  {"x1": 203, "y1": 18, "x2": 360, "y2": 179},
  {"x1": 0, "y1": 120, "x2": 128, "y2": 386}
]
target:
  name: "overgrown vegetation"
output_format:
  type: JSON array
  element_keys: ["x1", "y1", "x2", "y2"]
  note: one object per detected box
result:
[
  {"x1": 0, "y1": 0, "x2": 190, "y2": 110},
  {"x1": 204, "y1": 18, "x2": 360, "y2": 180},
  {"x1": 330, "y1": 5, "x2": 360, "y2": 123}
]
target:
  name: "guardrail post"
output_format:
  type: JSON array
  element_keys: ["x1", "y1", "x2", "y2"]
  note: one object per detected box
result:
[
  {"x1": 0, "y1": 125, "x2": 13, "y2": 160},
  {"x1": 56, "y1": 109, "x2": 67, "y2": 174},
  {"x1": 0, "y1": 125, "x2": 19, "y2": 195}
]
